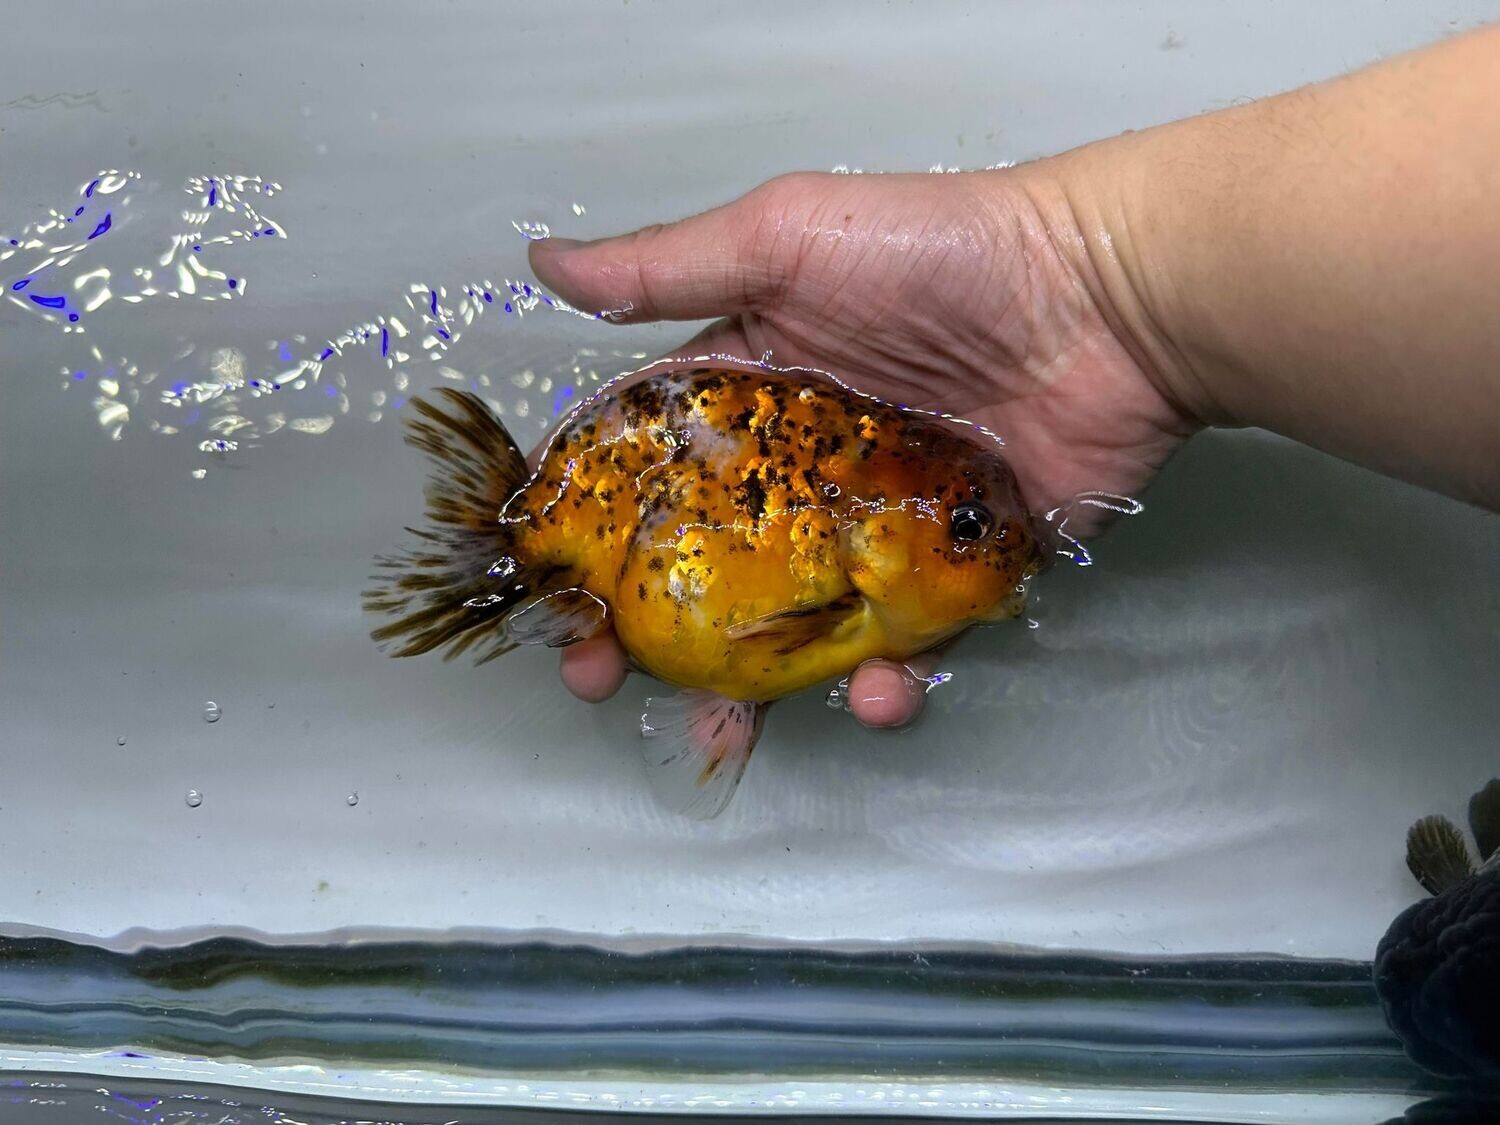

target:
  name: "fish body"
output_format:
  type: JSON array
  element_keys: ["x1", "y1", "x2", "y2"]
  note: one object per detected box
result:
[{"x1": 366, "y1": 364, "x2": 1044, "y2": 814}]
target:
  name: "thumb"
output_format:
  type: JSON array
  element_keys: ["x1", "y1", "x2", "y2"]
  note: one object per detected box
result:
[{"x1": 527, "y1": 178, "x2": 805, "y2": 323}]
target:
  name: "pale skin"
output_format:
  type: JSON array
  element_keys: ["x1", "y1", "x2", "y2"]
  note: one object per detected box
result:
[{"x1": 529, "y1": 24, "x2": 1500, "y2": 728}]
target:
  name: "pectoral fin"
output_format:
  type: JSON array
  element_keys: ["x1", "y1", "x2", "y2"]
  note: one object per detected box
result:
[
  {"x1": 1406, "y1": 814, "x2": 1475, "y2": 896},
  {"x1": 724, "y1": 594, "x2": 862, "y2": 656},
  {"x1": 505, "y1": 588, "x2": 609, "y2": 648}
]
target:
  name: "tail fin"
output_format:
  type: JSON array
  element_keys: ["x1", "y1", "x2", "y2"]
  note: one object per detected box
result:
[{"x1": 363, "y1": 389, "x2": 554, "y2": 664}]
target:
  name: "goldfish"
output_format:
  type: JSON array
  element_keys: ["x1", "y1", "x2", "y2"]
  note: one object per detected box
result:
[
  {"x1": 1376, "y1": 776, "x2": 1500, "y2": 1079},
  {"x1": 365, "y1": 362, "x2": 1045, "y2": 816}
]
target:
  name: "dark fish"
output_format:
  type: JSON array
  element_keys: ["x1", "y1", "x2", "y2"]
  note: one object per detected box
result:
[{"x1": 1374, "y1": 777, "x2": 1500, "y2": 1081}]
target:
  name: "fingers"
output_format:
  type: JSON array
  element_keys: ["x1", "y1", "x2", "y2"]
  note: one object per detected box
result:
[
  {"x1": 846, "y1": 651, "x2": 941, "y2": 730},
  {"x1": 558, "y1": 630, "x2": 629, "y2": 703},
  {"x1": 560, "y1": 626, "x2": 948, "y2": 729},
  {"x1": 528, "y1": 177, "x2": 811, "y2": 322}
]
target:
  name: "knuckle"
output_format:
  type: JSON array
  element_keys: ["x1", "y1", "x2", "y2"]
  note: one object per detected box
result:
[
  {"x1": 754, "y1": 170, "x2": 825, "y2": 203},
  {"x1": 732, "y1": 173, "x2": 830, "y2": 304},
  {"x1": 630, "y1": 221, "x2": 672, "y2": 247}
]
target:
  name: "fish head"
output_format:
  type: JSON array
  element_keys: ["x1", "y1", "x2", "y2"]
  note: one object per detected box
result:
[{"x1": 846, "y1": 439, "x2": 1043, "y2": 639}]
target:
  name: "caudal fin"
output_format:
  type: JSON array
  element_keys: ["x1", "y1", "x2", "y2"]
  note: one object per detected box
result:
[{"x1": 363, "y1": 389, "x2": 570, "y2": 664}]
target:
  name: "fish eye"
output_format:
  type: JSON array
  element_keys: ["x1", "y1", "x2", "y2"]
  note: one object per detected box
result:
[{"x1": 949, "y1": 501, "x2": 993, "y2": 543}]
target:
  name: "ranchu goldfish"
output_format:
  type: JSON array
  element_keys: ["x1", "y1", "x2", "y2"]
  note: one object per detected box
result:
[{"x1": 365, "y1": 363, "x2": 1044, "y2": 816}]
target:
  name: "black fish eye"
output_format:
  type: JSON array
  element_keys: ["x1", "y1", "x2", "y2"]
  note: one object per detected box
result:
[{"x1": 950, "y1": 501, "x2": 993, "y2": 543}]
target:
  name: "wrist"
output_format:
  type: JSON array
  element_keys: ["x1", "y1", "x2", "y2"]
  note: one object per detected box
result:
[{"x1": 1007, "y1": 124, "x2": 1246, "y2": 430}]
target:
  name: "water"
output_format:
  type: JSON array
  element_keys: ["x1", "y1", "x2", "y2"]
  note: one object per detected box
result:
[
  {"x1": 2, "y1": 1, "x2": 1499, "y2": 1120},
  {"x1": 18, "y1": 183, "x2": 604, "y2": 482}
]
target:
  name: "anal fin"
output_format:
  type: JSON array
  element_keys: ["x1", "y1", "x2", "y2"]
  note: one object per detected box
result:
[
  {"x1": 1468, "y1": 777, "x2": 1500, "y2": 866},
  {"x1": 640, "y1": 691, "x2": 766, "y2": 819},
  {"x1": 724, "y1": 594, "x2": 861, "y2": 656},
  {"x1": 1406, "y1": 814, "x2": 1476, "y2": 896}
]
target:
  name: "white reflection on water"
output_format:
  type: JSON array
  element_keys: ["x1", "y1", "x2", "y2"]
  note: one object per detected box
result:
[{"x1": 3, "y1": 171, "x2": 634, "y2": 474}]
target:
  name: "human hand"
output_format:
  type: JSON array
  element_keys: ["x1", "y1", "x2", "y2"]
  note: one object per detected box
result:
[{"x1": 528, "y1": 168, "x2": 1197, "y2": 727}]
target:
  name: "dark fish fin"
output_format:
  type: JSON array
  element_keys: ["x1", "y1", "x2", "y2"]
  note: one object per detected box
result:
[
  {"x1": 363, "y1": 390, "x2": 560, "y2": 664},
  {"x1": 1405, "y1": 814, "x2": 1475, "y2": 896},
  {"x1": 1468, "y1": 778, "x2": 1500, "y2": 865},
  {"x1": 639, "y1": 691, "x2": 766, "y2": 819},
  {"x1": 723, "y1": 593, "x2": 862, "y2": 656},
  {"x1": 405, "y1": 388, "x2": 530, "y2": 535},
  {"x1": 506, "y1": 588, "x2": 609, "y2": 648}
]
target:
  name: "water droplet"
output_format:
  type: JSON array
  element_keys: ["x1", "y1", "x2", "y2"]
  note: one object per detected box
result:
[
  {"x1": 184, "y1": 789, "x2": 203, "y2": 808},
  {"x1": 346, "y1": 792, "x2": 359, "y2": 807},
  {"x1": 202, "y1": 701, "x2": 221, "y2": 723},
  {"x1": 115, "y1": 736, "x2": 127, "y2": 746}
]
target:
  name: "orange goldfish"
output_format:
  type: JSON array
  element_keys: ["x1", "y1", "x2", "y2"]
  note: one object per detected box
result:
[{"x1": 365, "y1": 362, "x2": 1045, "y2": 815}]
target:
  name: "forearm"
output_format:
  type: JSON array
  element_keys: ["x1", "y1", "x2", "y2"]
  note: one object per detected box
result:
[{"x1": 1030, "y1": 24, "x2": 1500, "y2": 507}]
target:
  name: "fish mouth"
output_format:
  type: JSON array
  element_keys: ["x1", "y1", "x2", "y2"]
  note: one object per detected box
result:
[{"x1": 977, "y1": 588, "x2": 1028, "y2": 625}]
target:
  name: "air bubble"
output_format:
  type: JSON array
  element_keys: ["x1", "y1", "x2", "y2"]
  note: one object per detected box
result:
[
  {"x1": 825, "y1": 678, "x2": 852, "y2": 712},
  {"x1": 1043, "y1": 490, "x2": 1144, "y2": 566},
  {"x1": 202, "y1": 700, "x2": 221, "y2": 723},
  {"x1": 184, "y1": 789, "x2": 203, "y2": 808},
  {"x1": 346, "y1": 792, "x2": 360, "y2": 807},
  {"x1": 921, "y1": 671, "x2": 954, "y2": 694},
  {"x1": 511, "y1": 219, "x2": 550, "y2": 241}
]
